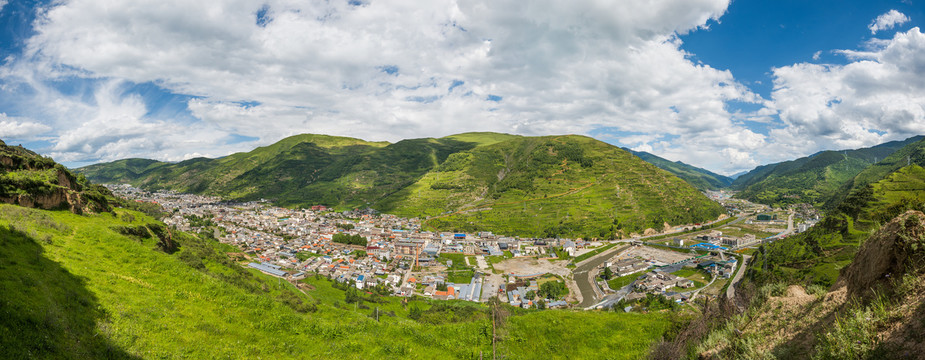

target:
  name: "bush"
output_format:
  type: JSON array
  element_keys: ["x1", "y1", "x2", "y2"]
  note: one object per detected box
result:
[
  {"x1": 332, "y1": 233, "x2": 366, "y2": 246},
  {"x1": 538, "y1": 281, "x2": 567, "y2": 300}
]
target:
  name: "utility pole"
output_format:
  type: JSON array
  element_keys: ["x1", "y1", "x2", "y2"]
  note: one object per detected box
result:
[{"x1": 489, "y1": 297, "x2": 498, "y2": 360}]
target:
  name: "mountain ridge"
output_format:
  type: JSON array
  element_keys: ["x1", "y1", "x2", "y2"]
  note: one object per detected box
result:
[
  {"x1": 78, "y1": 132, "x2": 726, "y2": 238},
  {"x1": 623, "y1": 148, "x2": 733, "y2": 190},
  {"x1": 730, "y1": 135, "x2": 924, "y2": 207}
]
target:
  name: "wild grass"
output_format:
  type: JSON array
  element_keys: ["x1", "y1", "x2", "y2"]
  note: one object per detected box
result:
[{"x1": 812, "y1": 294, "x2": 891, "y2": 359}]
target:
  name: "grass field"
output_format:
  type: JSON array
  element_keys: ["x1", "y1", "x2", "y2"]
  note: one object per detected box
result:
[
  {"x1": 504, "y1": 310, "x2": 669, "y2": 359},
  {"x1": 607, "y1": 273, "x2": 641, "y2": 290}
]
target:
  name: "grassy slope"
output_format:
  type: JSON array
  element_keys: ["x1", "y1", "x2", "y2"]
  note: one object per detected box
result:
[
  {"x1": 746, "y1": 164, "x2": 925, "y2": 287},
  {"x1": 0, "y1": 204, "x2": 670, "y2": 359},
  {"x1": 627, "y1": 149, "x2": 733, "y2": 190},
  {"x1": 825, "y1": 137, "x2": 925, "y2": 210},
  {"x1": 697, "y1": 211, "x2": 925, "y2": 359},
  {"x1": 731, "y1": 136, "x2": 922, "y2": 208},
  {"x1": 381, "y1": 135, "x2": 725, "y2": 238}
]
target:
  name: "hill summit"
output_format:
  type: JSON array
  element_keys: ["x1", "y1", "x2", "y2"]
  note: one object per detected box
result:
[{"x1": 78, "y1": 132, "x2": 725, "y2": 238}]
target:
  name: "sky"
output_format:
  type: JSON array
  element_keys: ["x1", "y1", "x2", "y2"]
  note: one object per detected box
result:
[{"x1": 0, "y1": 0, "x2": 923, "y2": 175}]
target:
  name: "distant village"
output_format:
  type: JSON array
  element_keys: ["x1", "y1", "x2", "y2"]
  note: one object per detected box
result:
[
  {"x1": 107, "y1": 184, "x2": 816, "y2": 310},
  {"x1": 108, "y1": 185, "x2": 590, "y2": 307}
]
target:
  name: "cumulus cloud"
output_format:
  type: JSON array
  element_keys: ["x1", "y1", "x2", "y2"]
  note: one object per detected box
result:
[
  {"x1": 0, "y1": 114, "x2": 51, "y2": 139},
  {"x1": 869, "y1": 10, "x2": 910, "y2": 34},
  {"x1": 0, "y1": 0, "x2": 776, "y2": 173},
  {"x1": 15, "y1": 0, "x2": 924, "y2": 176},
  {"x1": 767, "y1": 27, "x2": 925, "y2": 160}
]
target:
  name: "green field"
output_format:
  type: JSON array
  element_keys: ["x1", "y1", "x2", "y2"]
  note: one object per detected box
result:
[
  {"x1": 607, "y1": 273, "x2": 641, "y2": 290},
  {"x1": 718, "y1": 225, "x2": 777, "y2": 239},
  {"x1": 504, "y1": 310, "x2": 669, "y2": 359},
  {"x1": 670, "y1": 268, "x2": 711, "y2": 291}
]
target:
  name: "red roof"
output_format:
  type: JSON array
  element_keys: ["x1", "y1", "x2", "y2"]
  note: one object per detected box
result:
[{"x1": 434, "y1": 286, "x2": 456, "y2": 297}]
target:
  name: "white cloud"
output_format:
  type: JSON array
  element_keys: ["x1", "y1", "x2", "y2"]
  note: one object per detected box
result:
[
  {"x1": 3, "y1": 0, "x2": 767, "y2": 171},
  {"x1": 767, "y1": 27, "x2": 925, "y2": 160},
  {"x1": 869, "y1": 10, "x2": 910, "y2": 34},
  {"x1": 0, "y1": 114, "x2": 51, "y2": 139},
  {"x1": 0, "y1": 1, "x2": 8, "y2": 11}
]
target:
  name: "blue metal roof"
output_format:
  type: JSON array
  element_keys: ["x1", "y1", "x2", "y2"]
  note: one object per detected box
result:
[{"x1": 248, "y1": 262, "x2": 287, "y2": 277}]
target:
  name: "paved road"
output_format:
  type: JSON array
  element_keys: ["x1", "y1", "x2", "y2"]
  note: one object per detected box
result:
[{"x1": 574, "y1": 245, "x2": 631, "y2": 308}]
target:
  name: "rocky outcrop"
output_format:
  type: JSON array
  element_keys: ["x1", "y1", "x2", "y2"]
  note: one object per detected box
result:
[
  {"x1": 0, "y1": 140, "x2": 110, "y2": 214},
  {"x1": 839, "y1": 210, "x2": 925, "y2": 298}
]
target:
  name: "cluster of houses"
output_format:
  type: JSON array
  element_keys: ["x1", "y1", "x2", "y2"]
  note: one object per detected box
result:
[
  {"x1": 682, "y1": 230, "x2": 758, "y2": 249},
  {"x1": 107, "y1": 185, "x2": 593, "y2": 303},
  {"x1": 499, "y1": 278, "x2": 568, "y2": 309},
  {"x1": 419, "y1": 276, "x2": 483, "y2": 301},
  {"x1": 606, "y1": 258, "x2": 649, "y2": 277},
  {"x1": 634, "y1": 270, "x2": 695, "y2": 292},
  {"x1": 696, "y1": 258, "x2": 738, "y2": 278}
]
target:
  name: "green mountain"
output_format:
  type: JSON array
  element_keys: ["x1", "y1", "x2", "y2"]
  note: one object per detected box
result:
[
  {"x1": 747, "y1": 163, "x2": 925, "y2": 287},
  {"x1": 824, "y1": 137, "x2": 925, "y2": 210},
  {"x1": 730, "y1": 136, "x2": 922, "y2": 207},
  {"x1": 624, "y1": 149, "x2": 733, "y2": 190},
  {"x1": 78, "y1": 133, "x2": 726, "y2": 238}
]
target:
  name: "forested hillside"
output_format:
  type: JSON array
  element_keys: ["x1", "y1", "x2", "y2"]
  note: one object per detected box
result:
[
  {"x1": 384, "y1": 135, "x2": 725, "y2": 237},
  {"x1": 747, "y1": 164, "x2": 925, "y2": 287},
  {"x1": 79, "y1": 133, "x2": 725, "y2": 238},
  {"x1": 625, "y1": 149, "x2": 733, "y2": 190},
  {"x1": 730, "y1": 136, "x2": 922, "y2": 207}
]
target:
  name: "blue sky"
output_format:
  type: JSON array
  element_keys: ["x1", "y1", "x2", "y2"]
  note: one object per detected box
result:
[
  {"x1": 683, "y1": 0, "x2": 925, "y2": 97},
  {"x1": 0, "y1": 0, "x2": 923, "y2": 175}
]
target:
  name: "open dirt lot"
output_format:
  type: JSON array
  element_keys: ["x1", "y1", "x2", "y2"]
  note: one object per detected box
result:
[{"x1": 620, "y1": 246, "x2": 692, "y2": 264}]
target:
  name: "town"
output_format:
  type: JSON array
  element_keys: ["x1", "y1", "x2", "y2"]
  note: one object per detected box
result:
[{"x1": 107, "y1": 184, "x2": 817, "y2": 311}]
